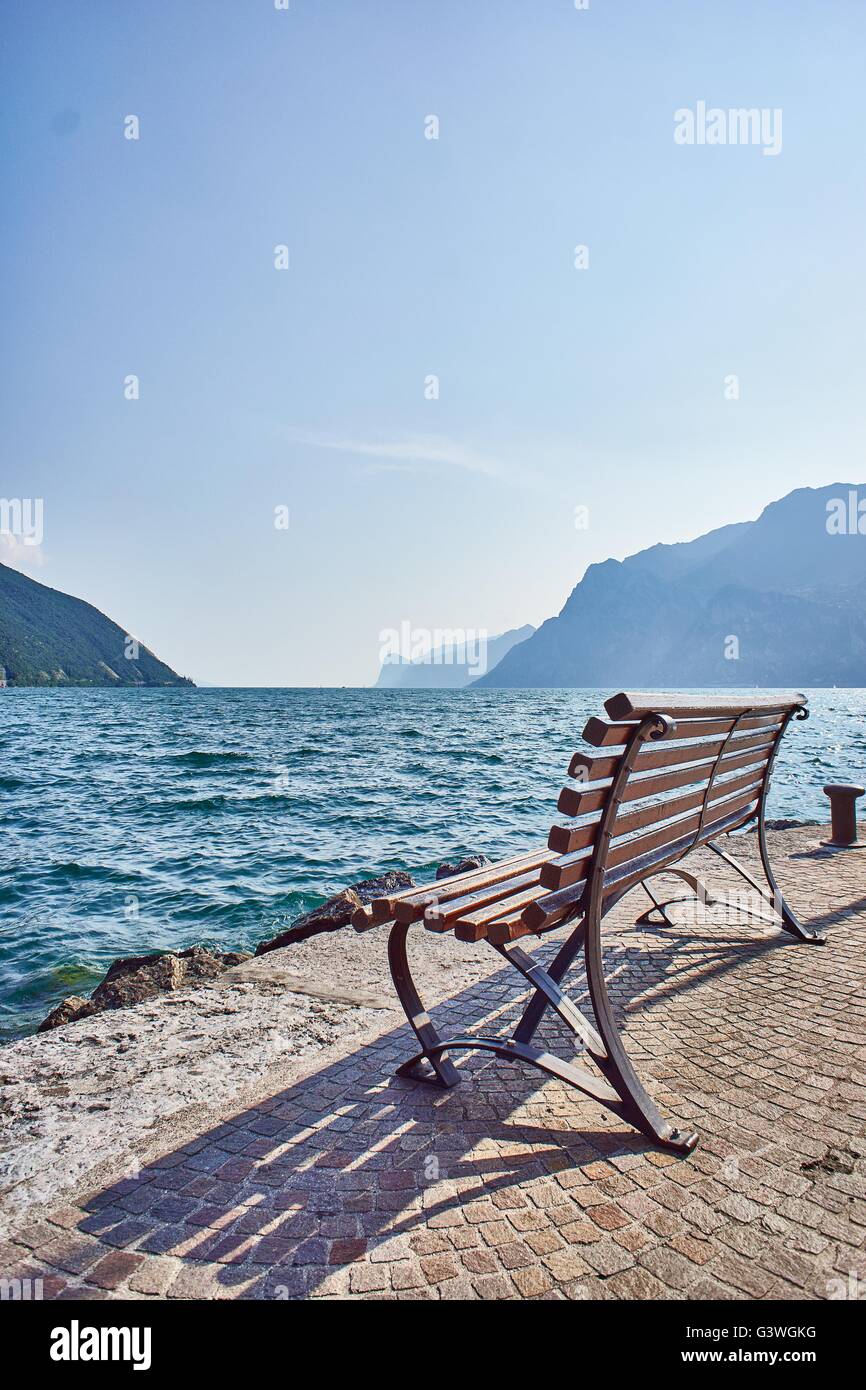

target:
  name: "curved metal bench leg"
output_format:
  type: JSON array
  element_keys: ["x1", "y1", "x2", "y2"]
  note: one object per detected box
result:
[
  {"x1": 390, "y1": 910, "x2": 695, "y2": 1151},
  {"x1": 496, "y1": 939, "x2": 607, "y2": 1062},
  {"x1": 393, "y1": 1035, "x2": 627, "y2": 1116},
  {"x1": 757, "y1": 817, "x2": 826, "y2": 943},
  {"x1": 387, "y1": 922, "x2": 461, "y2": 1087},
  {"x1": 634, "y1": 880, "x2": 678, "y2": 928},
  {"x1": 584, "y1": 894, "x2": 698, "y2": 1153},
  {"x1": 705, "y1": 828, "x2": 826, "y2": 945},
  {"x1": 669, "y1": 867, "x2": 717, "y2": 903},
  {"x1": 634, "y1": 869, "x2": 719, "y2": 928}
]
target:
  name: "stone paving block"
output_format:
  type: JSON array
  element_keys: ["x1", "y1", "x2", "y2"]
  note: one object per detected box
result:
[
  {"x1": 472, "y1": 1273, "x2": 515, "y2": 1299},
  {"x1": 669, "y1": 1232, "x2": 716, "y2": 1266},
  {"x1": 511, "y1": 1265, "x2": 554, "y2": 1297},
  {"x1": 710, "y1": 1250, "x2": 778, "y2": 1298},
  {"x1": 39, "y1": 1236, "x2": 103, "y2": 1276},
  {"x1": 543, "y1": 1246, "x2": 592, "y2": 1284},
  {"x1": 127, "y1": 1257, "x2": 181, "y2": 1295},
  {"x1": 461, "y1": 1248, "x2": 499, "y2": 1275},
  {"x1": 349, "y1": 1262, "x2": 389, "y2": 1294},
  {"x1": 419, "y1": 1254, "x2": 460, "y2": 1285},
  {"x1": 329, "y1": 1239, "x2": 366, "y2": 1264},
  {"x1": 588, "y1": 1203, "x2": 631, "y2": 1231},
  {"x1": 605, "y1": 1266, "x2": 671, "y2": 1300},
  {"x1": 390, "y1": 1261, "x2": 425, "y2": 1291},
  {"x1": 447, "y1": 1226, "x2": 480, "y2": 1251},
  {"x1": 87, "y1": 1251, "x2": 144, "y2": 1290}
]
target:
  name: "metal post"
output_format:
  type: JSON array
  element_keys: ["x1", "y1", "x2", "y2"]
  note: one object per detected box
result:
[{"x1": 822, "y1": 783, "x2": 866, "y2": 848}]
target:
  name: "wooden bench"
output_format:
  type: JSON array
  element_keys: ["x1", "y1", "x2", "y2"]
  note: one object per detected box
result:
[{"x1": 354, "y1": 691, "x2": 825, "y2": 1152}]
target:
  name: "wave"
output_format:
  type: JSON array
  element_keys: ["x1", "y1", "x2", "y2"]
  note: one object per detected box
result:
[
  {"x1": 149, "y1": 792, "x2": 296, "y2": 813},
  {"x1": 45, "y1": 861, "x2": 141, "y2": 885},
  {"x1": 151, "y1": 794, "x2": 232, "y2": 812},
  {"x1": 165, "y1": 750, "x2": 254, "y2": 767}
]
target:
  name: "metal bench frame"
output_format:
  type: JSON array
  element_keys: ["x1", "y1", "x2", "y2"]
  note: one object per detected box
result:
[{"x1": 384, "y1": 697, "x2": 825, "y2": 1154}]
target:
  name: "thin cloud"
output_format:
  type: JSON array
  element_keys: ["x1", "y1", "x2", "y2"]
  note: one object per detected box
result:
[
  {"x1": 360, "y1": 460, "x2": 435, "y2": 477},
  {"x1": 284, "y1": 429, "x2": 505, "y2": 479}
]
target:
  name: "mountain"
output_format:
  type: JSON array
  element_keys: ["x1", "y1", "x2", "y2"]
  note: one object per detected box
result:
[
  {"x1": 0, "y1": 563, "x2": 194, "y2": 687},
  {"x1": 376, "y1": 624, "x2": 534, "y2": 688},
  {"x1": 476, "y1": 484, "x2": 866, "y2": 688}
]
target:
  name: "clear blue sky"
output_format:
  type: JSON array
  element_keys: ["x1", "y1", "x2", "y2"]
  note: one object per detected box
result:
[{"x1": 2, "y1": 0, "x2": 864, "y2": 685}]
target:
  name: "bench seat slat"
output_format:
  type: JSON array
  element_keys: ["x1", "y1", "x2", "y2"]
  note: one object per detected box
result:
[
  {"x1": 524, "y1": 801, "x2": 757, "y2": 932},
  {"x1": 392, "y1": 849, "x2": 555, "y2": 924},
  {"x1": 569, "y1": 726, "x2": 780, "y2": 783},
  {"x1": 558, "y1": 741, "x2": 775, "y2": 817},
  {"x1": 604, "y1": 691, "x2": 805, "y2": 721},
  {"x1": 541, "y1": 780, "x2": 762, "y2": 891},
  {"x1": 481, "y1": 911, "x2": 537, "y2": 945},
  {"x1": 422, "y1": 867, "x2": 548, "y2": 931},
  {"x1": 443, "y1": 882, "x2": 549, "y2": 932},
  {"x1": 548, "y1": 765, "x2": 765, "y2": 854},
  {"x1": 581, "y1": 713, "x2": 784, "y2": 748},
  {"x1": 353, "y1": 848, "x2": 553, "y2": 929}
]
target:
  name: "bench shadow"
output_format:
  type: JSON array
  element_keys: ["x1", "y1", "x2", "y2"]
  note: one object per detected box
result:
[{"x1": 65, "y1": 891, "x2": 835, "y2": 1300}]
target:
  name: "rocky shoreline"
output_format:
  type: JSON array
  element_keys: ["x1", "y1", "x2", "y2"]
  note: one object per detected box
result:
[
  {"x1": 37, "y1": 857, "x2": 491, "y2": 1033},
  {"x1": 34, "y1": 828, "x2": 814, "y2": 1035}
]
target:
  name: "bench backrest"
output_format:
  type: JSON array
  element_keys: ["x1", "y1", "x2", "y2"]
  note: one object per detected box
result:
[{"x1": 539, "y1": 691, "x2": 807, "y2": 908}]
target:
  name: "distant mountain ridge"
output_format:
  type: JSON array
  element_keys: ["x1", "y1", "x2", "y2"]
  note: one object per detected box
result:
[
  {"x1": 376, "y1": 624, "x2": 534, "y2": 688},
  {"x1": 0, "y1": 563, "x2": 193, "y2": 687},
  {"x1": 476, "y1": 484, "x2": 866, "y2": 688}
]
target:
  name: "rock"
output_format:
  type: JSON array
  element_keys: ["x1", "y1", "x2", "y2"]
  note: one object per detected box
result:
[
  {"x1": 38, "y1": 947, "x2": 252, "y2": 1031},
  {"x1": 91, "y1": 946, "x2": 239, "y2": 1011},
  {"x1": 255, "y1": 873, "x2": 416, "y2": 955},
  {"x1": 435, "y1": 854, "x2": 491, "y2": 880},
  {"x1": 99, "y1": 952, "x2": 166, "y2": 982},
  {"x1": 38, "y1": 996, "x2": 98, "y2": 1032},
  {"x1": 350, "y1": 871, "x2": 415, "y2": 905},
  {"x1": 255, "y1": 889, "x2": 363, "y2": 955}
]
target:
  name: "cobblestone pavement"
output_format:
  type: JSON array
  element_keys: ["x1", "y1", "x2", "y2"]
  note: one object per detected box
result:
[{"x1": 2, "y1": 830, "x2": 864, "y2": 1300}]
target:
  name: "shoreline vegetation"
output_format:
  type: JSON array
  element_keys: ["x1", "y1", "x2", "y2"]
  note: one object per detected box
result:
[{"x1": 0, "y1": 562, "x2": 193, "y2": 687}]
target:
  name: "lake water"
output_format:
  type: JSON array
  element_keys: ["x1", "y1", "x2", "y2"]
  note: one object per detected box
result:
[{"x1": 1, "y1": 687, "x2": 864, "y2": 1039}]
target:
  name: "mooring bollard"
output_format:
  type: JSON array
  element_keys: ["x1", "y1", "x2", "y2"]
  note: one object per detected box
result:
[{"x1": 822, "y1": 783, "x2": 865, "y2": 848}]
